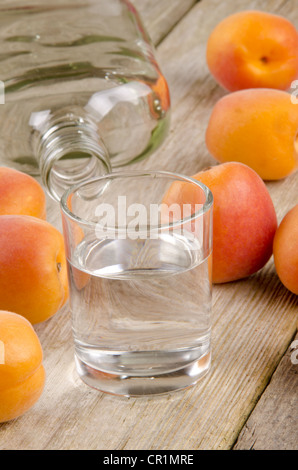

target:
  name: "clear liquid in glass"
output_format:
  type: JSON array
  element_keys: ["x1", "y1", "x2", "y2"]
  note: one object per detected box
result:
[{"x1": 67, "y1": 233, "x2": 212, "y2": 396}]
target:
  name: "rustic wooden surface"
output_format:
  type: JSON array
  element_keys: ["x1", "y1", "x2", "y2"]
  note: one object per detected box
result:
[
  {"x1": 0, "y1": 0, "x2": 297, "y2": 450},
  {"x1": 133, "y1": 0, "x2": 198, "y2": 45},
  {"x1": 234, "y1": 332, "x2": 298, "y2": 450}
]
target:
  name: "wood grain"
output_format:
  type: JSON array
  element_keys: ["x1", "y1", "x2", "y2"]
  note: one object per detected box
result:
[
  {"x1": 234, "y1": 333, "x2": 298, "y2": 450},
  {"x1": 132, "y1": 0, "x2": 198, "y2": 45},
  {"x1": 0, "y1": 0, "x2": 297, "y2": 450}
]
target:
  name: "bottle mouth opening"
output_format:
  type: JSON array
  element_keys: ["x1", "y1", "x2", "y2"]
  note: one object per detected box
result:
[
  {"x1": 35, "y1": 110, "x2": 112, "y2": 201},
  {"x1": 46, "y1": 149, "x2": 111, "y2": 202}
]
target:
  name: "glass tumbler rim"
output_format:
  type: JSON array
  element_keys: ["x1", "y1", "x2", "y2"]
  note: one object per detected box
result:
[{"x1": 60, "y1": 169, "x2": 213, "y2": 231}]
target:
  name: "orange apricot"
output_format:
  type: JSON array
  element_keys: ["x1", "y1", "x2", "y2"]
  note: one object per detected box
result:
[
  {"x1": 273, "y1": 204, "x2": 298, "y2": 295},
  {"x1": 151, "y1": 73, "x2": 171, "y2": 115},
  {"x1": 0, "y1": 215, "x2": 69, "y2": 324},
  {"x1": 193, "y1": 163, "x2": 278, "y2": 283},
  {"x1": 205, "y1": 88, "x2": 298, "y2": 180},
  {"x1": 206, "y1": 10, "x2": 298, "y2": 92},
  {"x1": 0, "y1": 167, "x2": 46, "y2": 219},
  {"x1": 0, "y1": 311, "x2": 45, "y2": 423},
  {"x1": 163, "y1": 162, "x2": 278, "y2": 283}
]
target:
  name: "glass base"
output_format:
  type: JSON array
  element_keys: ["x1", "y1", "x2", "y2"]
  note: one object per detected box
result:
[{"x1": 74, "y1": 350, "x2": 211, "y2": 397}]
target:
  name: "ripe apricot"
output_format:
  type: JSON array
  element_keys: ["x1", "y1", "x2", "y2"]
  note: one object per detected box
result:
[
  {"x1": 0, "y1": 215, "x2": 69, "y2": 324},
  {"x1": 193, "y1": 163, "x2": 278, "y2": 283},
  {"x1": 0, "y1": 311, "x2": 45, "y2": 423},
  {"x1": 141, "y1": 71, "x2": 170, "y2": 121},
  {"x1": 151, "y1": 73, "x2": 171, "y2": 117},
  {"x1": 273, "y1": 204, "x2": 298, "y2": 295},
  {"x1": 205, "y1": 88, "x2": 298, "y2": 180},
  {"x1": 163, "y1": 162, "x2": 277, "y2": 283},
  {"x1": 206, "y1": 10, "x2": 298, "y2": 92},
  {"x1": 0, "y1": 167, "x2": 46, "y2": 219}
]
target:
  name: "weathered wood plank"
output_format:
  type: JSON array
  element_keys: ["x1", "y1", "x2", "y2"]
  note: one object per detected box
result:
[
  {"x1": 0, "y1": 0, "x2": 297, "y2": 450},
  {"x1": 132, "y1": 0, "x2": 199, "y2": 46},
  {"x1": 234, "y1": 333, "x2": 298, "y2": 450}
]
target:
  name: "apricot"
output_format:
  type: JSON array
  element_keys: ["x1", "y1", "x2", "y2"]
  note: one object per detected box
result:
[
  {"x1": 0, "y1": 215, "x2": 69, "y2": 324},
  {"x1": 194, "y1": 163, "x2": 278, "y2": 283},
  {"x1": 206, "y1": 10, "x2": 298, "y2": 92},
  {"x1": 141, "y1": 71, "x2": 170, "y2": 121},
  {"x1": 151, "y1": 73, "x2": 171, "y2": 117},
  {"x1": 0, "y1": 167, "x2": 46, "y2": 219},
  {"x1": 205, "y1": 88, "x2": 298, "y2": 180},
  {"x1": 164, "y1": 162, "x2": 277, "y2": 283},
  {"x1": 273, "y1": 204, "x2": 298, "y2": 295},
  {"x1": 0, "y1": 311, "x2": 45, "y2": 423}
]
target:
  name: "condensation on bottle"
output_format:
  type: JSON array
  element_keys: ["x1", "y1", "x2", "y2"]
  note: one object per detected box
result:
[{"x1": 0, "y1": 0, "x2": 170, "y2": 200}]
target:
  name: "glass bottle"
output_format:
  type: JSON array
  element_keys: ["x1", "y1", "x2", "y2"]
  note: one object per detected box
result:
[{"x1": 0, "y1": 0, "x2": 170, "y2": 200}]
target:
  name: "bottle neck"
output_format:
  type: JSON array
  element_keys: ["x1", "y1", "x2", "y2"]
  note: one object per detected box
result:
[{"x1": 33, "y1": 110, "x2": 111, "y2": 201}]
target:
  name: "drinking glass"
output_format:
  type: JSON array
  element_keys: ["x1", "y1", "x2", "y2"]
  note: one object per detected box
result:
[{"x1": 60, "y1": 170, "x2": 213, "y2": 396}]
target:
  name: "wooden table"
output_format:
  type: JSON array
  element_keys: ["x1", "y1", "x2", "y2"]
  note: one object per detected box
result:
[{"x1": 1, "y1": 0, "x2": 297, "y2": 450}]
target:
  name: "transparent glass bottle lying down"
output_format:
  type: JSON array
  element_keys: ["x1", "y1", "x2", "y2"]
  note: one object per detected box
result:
[{"x1": 0, "y1": 0, "x2": 170, "y2": 200}]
